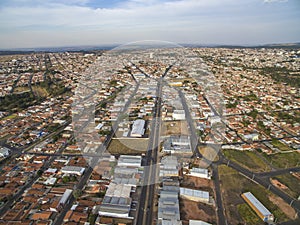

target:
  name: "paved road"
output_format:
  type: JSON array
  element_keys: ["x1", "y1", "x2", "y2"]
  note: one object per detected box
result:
[
  {"x1": 54, "y1": 82, "x2": 141, "y2": 224},
  {"x1": 211, "y1": 163, "x2": 227, "y2": 225},
  {"x1": 178, "y1": 88, "x2": 228, "y2": 225},
  {"x1": 136, "y1": 77, "x2": 163, "y2": 225},
  {"x1": 258, "y1": 167, "x2": 300, "y2": 177},
  {"x1": 218, "y1": 154, "x2": 300, "y2": 214},
  {"x1": 178, "y1": 89, "x2": 199, "y2": 154},
  {"x1": 0, "y1": 143, "x2": 65, "y2": 217},
  {"x1": 279, "y1": 218, "x2": 300, "y2": 225},
  {"x1": 53, "y1": 165, "x2": 95, "y2": 225}
]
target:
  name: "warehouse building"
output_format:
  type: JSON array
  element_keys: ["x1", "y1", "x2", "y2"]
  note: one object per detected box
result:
[
  {"x1": 130, "y1": 119, "x2": 145, "y2": 137},
  {"x1": 189, "y1": 220, "x2": 212, "y2": 225},
  {"x1": 158, "y1": 190, "x2": 181, "y2": 223},
  {"x1": 172, "y1": 110, "x2": 186, "y2": 120},
  {"x1": 163, "y1": 135, "x2": 192, "y2": 154},
  {"x1": 54, "y1": 189, "x2": 73, "y2": 211},
  {"x1": 59, "y1": 189, "x2": 73, "y2": 206},
  {"x1": 61, "y1": 166, "x2": 85, "y2": 176},
  {"x1": 187, "y1": 167, "x2": 210, "y2": 179},
  {"x1": 180, "y1": 188, "x2": 209, "y2": 204},
  {"x1": 98, "y1": 183, "x2": 133, "y2": 219},
  {"x1": 241, "y1": 192, "x2": 274, "y2": 222},
  {"x1": 159, "y1": 156, "x2": 179, "y2": 178},
  {"x1": 117, "y1": 155, "x2": 142, "y2": 168}
]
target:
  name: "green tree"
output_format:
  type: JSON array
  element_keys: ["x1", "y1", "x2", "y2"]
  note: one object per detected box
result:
[
  {"x1": 62, "y1": 176, "x2": 70, "y2": 183},
  {"x1": 73, "y1": 189, "x2": 82, "y2": 199}
]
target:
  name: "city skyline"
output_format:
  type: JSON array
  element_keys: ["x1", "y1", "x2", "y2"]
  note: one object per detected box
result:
[{"x1": 0, "y1": 0, "x2": 299, "y2": 49}]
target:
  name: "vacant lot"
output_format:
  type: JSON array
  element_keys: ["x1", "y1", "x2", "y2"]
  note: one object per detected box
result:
[
  {"x1": 271, "y1": 139, "x2": 294, "y2": 151},
  {"x1": 161, "y1": 121, "x2": 189, "y2": 136},
  {"x1": 108, "y1": 138, "x2": 148, "y2": 154},
  {"x1": 274, "y1": 174, "x2": 300, "y2": 199},
  {"x1": 262, "y1": 151, "x2": 300, "y2": 169},
  {"x1": 199, "y1": 146, "x2": 219, "y2": 163},
  {"x1": 182, "y1": 175, "x2": 214, "y2": 193},
  {"x1": 180, "y1": 199, "x2": 216, "y2": 225},
  {"x1": 223, "y1": 149, "x2": 271, "y2": 172},
  {"x1": 218, "y1": 165, "x2": 291, "y2": 224}
]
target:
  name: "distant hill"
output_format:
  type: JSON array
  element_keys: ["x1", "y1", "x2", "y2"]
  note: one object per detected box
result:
[
  {"x1": 0, "y1": 45, "x2": 116, "y2": 55},
  {"x1": 257, "y1": 42, "x2": 300, "y2": 49},
  {"x1": 183, "y1": 42, "x2": 300, "y2": 49},
  {"x1": 0, "y1": 50, "x2": 35, "y2": 56}
]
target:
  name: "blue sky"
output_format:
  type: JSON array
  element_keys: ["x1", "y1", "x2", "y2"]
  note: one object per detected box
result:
[{"x1": 0, "y1": 0, "x2": 299, "y2": 48}]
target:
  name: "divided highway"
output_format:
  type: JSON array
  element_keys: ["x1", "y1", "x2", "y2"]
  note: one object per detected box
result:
[{"x1": 136, "y1": 77, "x2": 163, "y2": 225}]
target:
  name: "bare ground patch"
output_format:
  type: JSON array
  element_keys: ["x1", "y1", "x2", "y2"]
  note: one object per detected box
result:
[
  {"x1": 180, "y1": 198, "x2": 217, "y2": 225},
  {"x1": 269, "y1": 194, "x2": 296, "y2": 220},
  {"x1": 161, "y1": 121, "x2": 190, "y2": 136}
]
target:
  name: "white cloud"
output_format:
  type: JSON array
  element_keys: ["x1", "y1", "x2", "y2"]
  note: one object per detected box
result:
[
  {"x1": 263, "y1": 0, "x2": 288, "y2": 3},
  {"x1": 0, "y1": 0, "x2": 298, "y2": 48}
]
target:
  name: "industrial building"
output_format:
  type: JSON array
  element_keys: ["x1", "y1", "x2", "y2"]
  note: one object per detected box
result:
[
  {"x1": 158, "y1": 190, "x2": 181, "y2": 223},
  {"x1": 163, "y1": 135, "x2": 192, "y2": 154},
  {"x1": 159, "y1": 156, "x2": 179, "y2": 178},
  {"x1": 130, "y1": 119, "x2": 145, "y2": 137},
  {"x1": 158, "y1": 156, "x2": 181, "y2": 225},
  {"x1": 117, "y1": 155, "x2": 142, "y2": 168},
  {"x1": 59, "y1": 189, "x2": 73, "y2": 206},
  {"x1": 53, "y1": 189, "x2": 73, "y2": 211},
  {"x1": 113, "y1": 155, "x2": 143, "y2": 186},
  {"x1": 61, "y1": 166, "x2": 85, "y2": 176},
  {"x1": 172, "y1": 110, "x2": 186, "y2": 120},
  {"x1": 180, "y1": 188, "x2": 210, "y2": 204},
  {"x1": 187, "y1": 167, "x2": 210, "y2": 179},
  {"x1": 241, "y1": 192, "x2": 274, "y2": 222},
  {"x1": 189, "y1": 220, "x2": 212, "y2": 225},
  {"x1": 98, "y1": 183, "x2": 133, "y2": 219}
]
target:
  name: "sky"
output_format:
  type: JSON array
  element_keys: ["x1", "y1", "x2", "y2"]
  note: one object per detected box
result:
[{"x1": 0, "y1": 0, "x2": 299, "y2": 49}]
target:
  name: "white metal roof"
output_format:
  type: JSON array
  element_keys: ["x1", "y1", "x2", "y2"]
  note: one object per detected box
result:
[
  {"x1": 131, "y1": 119, "x2": 145, "y2": 137},
  {"x1": 189, "y1": 220, "x2": 212, "y2": 225},
  {"x1": 180, "y1": 188, "x2": 209, "y2": 200},
  {"x1": 59, "y1": 189, "x2": 72, "y2": 205},
  {"x1": 242, "y1": 192, "x2": 272, "y2": 216},
  {"x1": 106, "y1": 183, "x2": 132, "y2": 198}
]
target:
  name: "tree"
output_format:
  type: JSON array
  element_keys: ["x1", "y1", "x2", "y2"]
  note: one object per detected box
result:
[
  {"x1": 62, "y1": 176, "x2": 70, "y2": 183},
  {"x1": 73, "y1": 189, "x2": 82, "y2": 199},
  {"x1": 247, "y1": 109, "x2": 258, "y2": 119}
]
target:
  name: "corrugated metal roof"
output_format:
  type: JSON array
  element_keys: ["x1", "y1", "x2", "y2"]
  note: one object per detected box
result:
[
  {"x1": 189, "y1": 220, "x2": 212, "y2": 225},
  {"x1": 59, "y1": 189, "x2": 72, "y2": 205},
  {"x1": 180, "y1": 188, "x2": 209, "y2": 200},
  {"x1": 242, "y1": 192, "x2": 272, "y2": 217},
  {"x1": 131, "y1": 119, "x2": 145, "y2": 136}
]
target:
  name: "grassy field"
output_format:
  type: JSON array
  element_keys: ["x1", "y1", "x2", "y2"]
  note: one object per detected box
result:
[
  {"x1": 1, "y1": 114, "x2": 19, "y2": 120},
  {"x1": 218, "y1": 165, "x2": 290, "y2": 224},
  {"x1": 14, "y1": 86, "x2": 30, "y2": 93},
  {"x1": 262, "y1": 152, "x2": 300, "y2": 168},
  {"x1": 237, "y1": 203, "x2": 262, "y2": 225},
  {"x1": 223, "y1": 150, "x2": 271, "y2": 172},
  {"x1": 274, "y1": 174, "x2": 300, "y2": 199},
  {"x1": 108, "y1": 138, "x2": 148, "y2": 155},
  {"x1": 32, "y1": 86, "x2": 49, "y2": 97},
  {"x1": 271, "y1": 139, "x2": 293, "y2": 151}
]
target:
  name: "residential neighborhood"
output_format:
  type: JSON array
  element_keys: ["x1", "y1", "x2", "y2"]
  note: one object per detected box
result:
[{"x1": 0, "y1": 46, "x2": 299, "y2": 225}]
